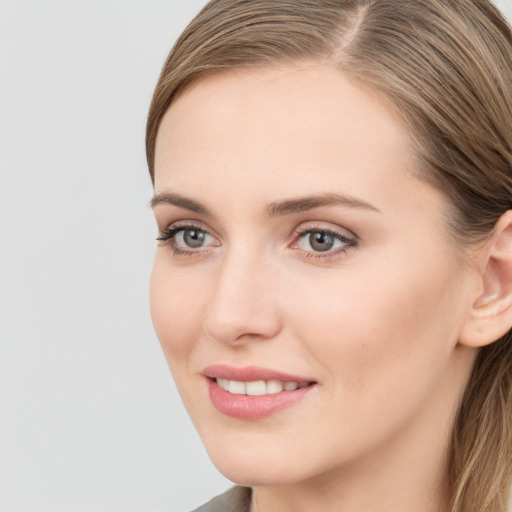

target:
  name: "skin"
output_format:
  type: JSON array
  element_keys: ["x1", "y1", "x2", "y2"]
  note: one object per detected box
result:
[{"x1": 150, "y1": 63, "x2": 483, "y2": 512}]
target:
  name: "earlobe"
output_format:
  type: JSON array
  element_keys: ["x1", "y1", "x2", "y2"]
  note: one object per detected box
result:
[{"x1": 459, "y1": 211, "x2": 512, "y2": 348}]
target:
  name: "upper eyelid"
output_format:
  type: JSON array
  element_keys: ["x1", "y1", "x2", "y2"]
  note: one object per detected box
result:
[
  {"x1": 159, "y1": 219, "x2": 214, "y2": 235},
  {"x1": 292, "y1": 228, "x2": 356, "y2": 248},
  {"x1": 292, "y1": 221, "x2": 357, "y2": 239},
  {"x1": 295, "y1": 226, "x2": 353, "y2": 238},
  {"x1": 157, "y1": 224, "x2": 219, "y2": 252}
]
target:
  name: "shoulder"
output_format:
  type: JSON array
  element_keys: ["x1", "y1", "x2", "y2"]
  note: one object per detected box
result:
[{"x1": 191, "y1": 486, "x2": 252, "y2": 512}]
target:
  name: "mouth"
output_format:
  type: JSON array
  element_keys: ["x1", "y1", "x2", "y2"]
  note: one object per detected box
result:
[
  {"x1": 214, "y1": 378, "x2": 312, "y2": 395},
  {"x1": 203, "y1": 365, "x2": 317, "y2": 419}
]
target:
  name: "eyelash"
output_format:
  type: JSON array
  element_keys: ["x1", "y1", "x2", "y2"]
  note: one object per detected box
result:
[
  {"x1": 292, "y1": 227, "x2": 357, "y2": 260},
  {"x1": 156, "y1": 223, "x2": 213, "y2": 256},
  {"x1": 156, "y1": 223, "x2": 357, "y2": 260}
]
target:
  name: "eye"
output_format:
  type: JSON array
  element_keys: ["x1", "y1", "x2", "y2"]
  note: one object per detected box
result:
[
  {"x1": 175, "y1": 228, "x2": 211, "y2": 249},
  {"x1": 293, "y1": 227, "x2": 356, "y2": 258},
  {"x1": 157, "y1": 224, "x2": 218, "y2": 254}
]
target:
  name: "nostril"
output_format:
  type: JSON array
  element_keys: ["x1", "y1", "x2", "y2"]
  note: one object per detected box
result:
[{"x1": 203, "y1": 303, "x2": 282, "y2": 346}]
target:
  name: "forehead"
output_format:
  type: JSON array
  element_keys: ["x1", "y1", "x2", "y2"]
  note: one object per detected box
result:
[{"x1": 154, "y1": 63, "x2": 419, "y2": 213}]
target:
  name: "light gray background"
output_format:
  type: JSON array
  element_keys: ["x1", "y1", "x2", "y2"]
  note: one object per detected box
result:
[
  {"x1": 0, "y1": 1, "x2": 230, "y2": 511},
  {"x1": 0, "y1": 1, "x2": 510, "y2": 511}
]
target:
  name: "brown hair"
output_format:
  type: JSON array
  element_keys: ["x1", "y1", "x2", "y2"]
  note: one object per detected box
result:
[{"x1": 146, "y1": 1, "x2": 512, "y2": 510}]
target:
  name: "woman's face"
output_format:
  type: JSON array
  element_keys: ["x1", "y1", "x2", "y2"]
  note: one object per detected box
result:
[{"x1": 150, "y1": 64, "x2": 478, "y2": 486}]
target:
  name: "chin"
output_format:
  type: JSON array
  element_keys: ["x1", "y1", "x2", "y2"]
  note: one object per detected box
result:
[
  {"x1": 201, "y1": 432, "x2": 325, "y2": 487},
  {"x1": 213, "y1": 459, "x2": 304, "y2": 487}
]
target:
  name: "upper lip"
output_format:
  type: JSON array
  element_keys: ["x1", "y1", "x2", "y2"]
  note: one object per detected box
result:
[{"x1": 203, "y1": 364, "x2": 315, "y2": 383}]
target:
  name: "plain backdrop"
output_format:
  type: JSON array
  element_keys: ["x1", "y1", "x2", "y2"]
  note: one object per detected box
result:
[
  {"x1": 0, "y1": 1, "x2": 231, "y2": 512},
  {"x1": 0, "y1": 1, "x2": 511, "y2": 511}
]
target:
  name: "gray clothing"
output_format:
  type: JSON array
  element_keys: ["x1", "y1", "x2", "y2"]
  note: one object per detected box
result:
[{"x1": 192, "y1": 487, "x2": 251, "y2": 512}]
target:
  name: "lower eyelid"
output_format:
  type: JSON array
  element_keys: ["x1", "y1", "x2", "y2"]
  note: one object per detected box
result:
[
  {"x1": 162, "y1": 226, "x2": 220, "y2": 255},
  {"x1": 300, "y1": 246, "x2": 352, "y2": 260},
  {"x1": 290, "y1": 228, "x2": 357, "y2": 259}
]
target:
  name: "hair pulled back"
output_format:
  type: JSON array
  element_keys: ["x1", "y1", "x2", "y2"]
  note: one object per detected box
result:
[{"x1": 146, "y1": 2, "x2": 512, "y2": 510}]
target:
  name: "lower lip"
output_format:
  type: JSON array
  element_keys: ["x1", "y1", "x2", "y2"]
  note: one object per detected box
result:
[{"x1": 207, "y1": 379, "x2": 315, "y2": 420}]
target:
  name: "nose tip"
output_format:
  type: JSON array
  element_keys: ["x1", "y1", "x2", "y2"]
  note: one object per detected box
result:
[
  {"x1": 204, "y1": 305, "x2": 281, "y2": 345},
  {"x1": 202, "y1": 260, "x2": 282, "y2": 346}
]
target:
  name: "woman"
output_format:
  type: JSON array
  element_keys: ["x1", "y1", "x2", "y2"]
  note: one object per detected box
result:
[{"x1": 146, "y1": 1, "x2": 512, "y2": 511}]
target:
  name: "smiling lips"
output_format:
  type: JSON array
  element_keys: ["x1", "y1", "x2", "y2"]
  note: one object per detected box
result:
[
  {"x1": 217, "y1": 378, "x2": 309, "y2": 395},
  {"x1": 204, "y1": 365, "x2": 316, "y2": 419}
]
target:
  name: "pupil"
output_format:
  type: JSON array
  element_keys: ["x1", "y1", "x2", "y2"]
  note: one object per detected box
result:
[
  {"x1": 310, "y1": 232, "x2": 334, "y2": 252},
  {"x1": 184, "y1": 229, "x2": 205, "y2": 248}
]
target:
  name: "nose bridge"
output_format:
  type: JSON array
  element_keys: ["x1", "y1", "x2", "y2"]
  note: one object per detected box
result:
[{"x1": 203, "y1": 243, "x2": 281, "y2": 344}]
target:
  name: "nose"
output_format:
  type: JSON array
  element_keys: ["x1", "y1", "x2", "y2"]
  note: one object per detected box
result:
[{"x1": 203, "y1": 250, "x2": 282, "y2": 346}]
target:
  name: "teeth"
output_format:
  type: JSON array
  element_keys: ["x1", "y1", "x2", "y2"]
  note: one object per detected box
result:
[
  {"x1": 217, "y1": 378, "x2": 229, "y2": 390},
  {"x1": 228, "y1": 380, "x2": 246, "y2": 394},
  {"x1": 216, "y1": 378, "x2": 307, "y2": 395},
  {"x1": 266, "y1": 380, "x2": 284, "y2": 394},
  {"x1": 246, "y1": 380, "x2": 266, "y2": 396}
]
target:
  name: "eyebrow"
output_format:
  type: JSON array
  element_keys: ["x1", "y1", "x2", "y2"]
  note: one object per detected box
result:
[
  {"x1": 267, "y1": 193, "x2": 380, "y2": 216},
  {"x1": 150, "y1": 193, "x2": 211, "y2": 215},
  {"x1": 150, "y1": 192, "x2": 380, "y2": 216}
]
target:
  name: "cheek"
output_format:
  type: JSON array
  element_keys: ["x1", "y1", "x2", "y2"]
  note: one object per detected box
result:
[
  {"x1": 285, "y1": 254, "x2": 464, "y2": 397},
  {"x1": 149, "y1": 256, "x2": 208, "y2": 362}
]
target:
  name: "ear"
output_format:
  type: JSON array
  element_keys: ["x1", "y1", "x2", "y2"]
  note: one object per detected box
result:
[{"x1": 459, "y1": 210, "x2": 512, "y2": 348}]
